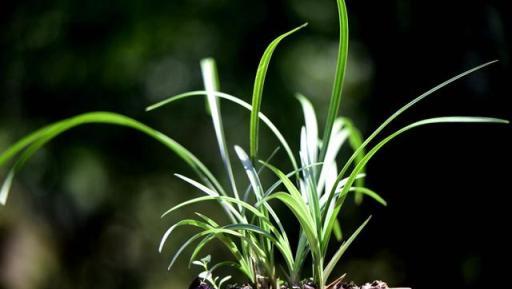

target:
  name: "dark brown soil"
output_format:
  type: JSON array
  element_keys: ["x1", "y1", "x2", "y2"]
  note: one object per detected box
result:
[
  {"x1": 189, "y1": 278, "x2": 391, "y2": 289},
  {"x1": 333, "y1": 280, "x2": 389, "y2": 289},
  {"x1": 279, "y1": 279, "x2": 390, "y2": 289}
]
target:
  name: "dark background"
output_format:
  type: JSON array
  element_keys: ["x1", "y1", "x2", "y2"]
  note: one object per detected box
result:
[{"x1": 0, "y1": 0, "x2": 510, "y2": 289}]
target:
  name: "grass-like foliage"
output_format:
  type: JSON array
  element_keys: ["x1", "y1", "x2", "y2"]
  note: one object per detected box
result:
[{"x1": 0, "y1": 0, "x2": 508, "y2": 288}]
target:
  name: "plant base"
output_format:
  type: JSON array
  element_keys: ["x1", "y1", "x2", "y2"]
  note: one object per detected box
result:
[{"x1": 190, "y1": 278, "x2": 395, "y2": 289}]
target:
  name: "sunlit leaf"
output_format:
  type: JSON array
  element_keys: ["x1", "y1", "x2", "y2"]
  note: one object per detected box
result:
[{"x1": 250, "y1": 23, "x2": 308, "y2": 160}]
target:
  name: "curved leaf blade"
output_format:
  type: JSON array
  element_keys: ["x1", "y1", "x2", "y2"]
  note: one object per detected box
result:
[
  {"x1": 201, "y1": 58, "x2": 240, "y2": 202},
  {"x1": 0, "y1": 112, "x2": 223, "y2": 205},
  {"x1": 319, "y1": 0, "x2": 349, "y2": 162},
  {"x1": 325, "y1": 60, "x2": 500, "y2": 212},
  {"x1": 323, "y1": 216, "x2": 371, "y2": 282},
  {"x1": 322, "y1": 116, "x2": 508, "y2": 246},
  {"x1": 146, "y1": 90, "x2": 298, "y2": 170},
  {"x1": 250, "y1": 23, "x2": 308, "y2": 160}
]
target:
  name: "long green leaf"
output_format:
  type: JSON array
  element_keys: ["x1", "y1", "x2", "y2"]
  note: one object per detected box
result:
[
  {"x1": 0, "y1": 112, "x2": 223, "y2": 205},
  {"x1": 174, "y1": 174, "x2": 239, "y2": 222},
  {"x1": 146, "y1": 90, "x2": 298, "y2": 170},
  {"x1": 319, "y1": 0, "x2": 349, "y2": 163},
  {"x1": 319, "y1": 174, "x2": 366, "y2": 207},
  {"x1": 291, "y1": 233, "x2": 310, "y2": 283},
  {"x1": 210, "y1": 261, "x2": 240, "y2": 274},
  {"x1": 223, "y1": 223, "x2": 277, "y2": 242},
  {"x1": 161, "y1": 195, "x2": 267, "y2": 221},
  {"x1": 250, "y1": 23, "x2": 308, "y2": 160},
  {"x1": 233, "y1": 146, "x2": 295, "y2": 271},
  {"x1": 242, "y1": 146, "x2": 281, "y2": 202},
  {"x1": 234, "y1": 145, "x2": 264, "y2": 200},
  {"x1": 297, "y1": 94, "x2": 319, "y2": 167},
  {"x1": 168, "y1": 228, "x2": 244, "y2": 270},
  {"x1": 323, "y1": 216, "x2": 371, "y2": 282},
  {"x1": 191, "y1": 213, "x2": 251, "y2": 277},
  {"x1": 342, "y1": 118, "x2": 366, "y2": 203},
  {"x1": 322, "y1": 116, "x2": 508, "y2": 246},
  {"x1": 201, "y1": 58, "x2": 240, "y2": 203},
  {"x1": 259, "y1": 162, "x2": 310, "y2": 212},
  {"x1": 317, "y1": 118, "x2": 347, "y2": 194},
  {"x1": 189, "y1": 227, "x2": 262, "y2": 272},
  {"x1": 234, "y1": 145, "x2": 274, "y2": 259},
  {"x1": 267, "y1": 192, "x2": 319, "y2": 256},
  {"x1": 297, "y1": 137, "x2": 322, "y2": 237},
  {"x1": 159, "y1": 219, "x2": 211, "y2": 253},
  {"x1": 347, "y1": 187, "x2": 387, "y2": 206},
  {"x1": 259, "y1": 162, "x2": 324, "y2": 205},
  {"x1": 325, "y1": 60, "x2": 499, "y2": 214}
]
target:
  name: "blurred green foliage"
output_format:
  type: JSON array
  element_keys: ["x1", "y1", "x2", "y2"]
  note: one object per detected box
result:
[{"x1": 0, "y1": 0, "x2": 509, "y2": 289}]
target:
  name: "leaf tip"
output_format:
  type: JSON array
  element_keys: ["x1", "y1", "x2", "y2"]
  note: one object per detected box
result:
[
  {"x1": 0, "y1": 170, "x2": 15, "y2": 206},
  {"x1": 233, "y1": 145, "x2": 249, "y2": 161},
  {"x1": 295, "y1": 92, "x2": 307, "y2": 101},
  {"x1": 200, "y1": 57, "x2": 215, "y2": 65}
]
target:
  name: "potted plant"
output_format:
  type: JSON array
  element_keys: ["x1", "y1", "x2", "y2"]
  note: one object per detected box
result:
[{"x1": 0, "y1": 0, "x2": 507, "y2": 288}]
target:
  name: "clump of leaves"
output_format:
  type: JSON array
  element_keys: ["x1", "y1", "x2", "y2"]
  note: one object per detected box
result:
[{"x1": 0, "y1": 0, "x2": 508, "y2": 289}]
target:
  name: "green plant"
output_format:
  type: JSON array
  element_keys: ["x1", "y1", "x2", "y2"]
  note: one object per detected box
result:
[
  {"x1": 0, "y1": 0, "x2": 507, "y2": 289},
  {"x1": 193, "y1": 255, "x2": 233, "y2": 289},
  {"x1": 146, "y1": 0, "x2": 507, "y2": 288}
]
